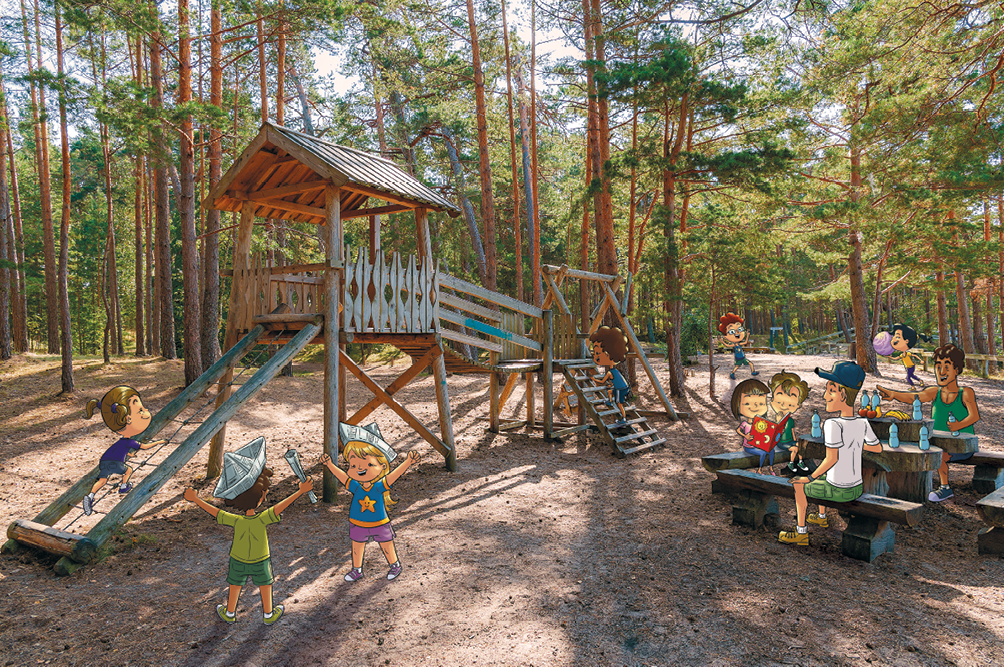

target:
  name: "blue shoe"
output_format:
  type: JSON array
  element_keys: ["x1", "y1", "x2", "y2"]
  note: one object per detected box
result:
[
  {"x1": 83, "y1": 494, "x2": 94, "y2": 516},
  {"x1": 928, "y1": 486, "x2": 954, "y2": 502},
  {"x1": 118, "y1": 483, "x2": 133, "y2": 494},
  {"x1": 751, "y1": 371, "x2": 759, "y2": 376},
  {"x1": 729, "y1": 372, "x2": 736, "y2": 380}
]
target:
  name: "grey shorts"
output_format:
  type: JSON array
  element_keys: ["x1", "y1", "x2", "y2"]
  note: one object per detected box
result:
[{"x1": 98, "y1": 459, "x2": 128, "y2": 477}]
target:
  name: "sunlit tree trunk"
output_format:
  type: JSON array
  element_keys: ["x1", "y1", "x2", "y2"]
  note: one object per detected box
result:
[
  {"x1": 983, "y1": 199, "x2": 996, "y2": 373},
  {"x1": 847, "y1": 142, "x2": 876, "y2": 373},
  {"x1": 588, "y1": 0, "x2": 615, "y2": 276},
  {"x1": 202, "y1": 1, "x2": 223, "y2": 368},
  {"x1": 935, "y1": 268, "x2": 949, "y2": 345},
  {"x1": 150, "y1": 3, "x2": 176, "y2": 358},
  {"x1": 0, "y1": 88, "x2": 10, "y2": 361},
  {"x1": 55, "y1": 7, "x2": 73, "y2": 393},
  {"x1": 529, "y1": 0, "x2": 541, "y2": 306},
  {"x1": 179, "y1": 0, "x2": 202, "y2": 383},
  {"x1": 465, "y1": 0, "x2": 497, "y2": 291},
  {"x1": 441, "y1": 129, "x2": 486, "y2": 283},
  {"x1": 501, "y1": 0, "x2": 523, "y2": 302}
]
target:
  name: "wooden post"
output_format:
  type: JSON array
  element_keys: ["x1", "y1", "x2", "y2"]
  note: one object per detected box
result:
[
  {"x1": 525, "y1": 372, "x2": 535, "y2": 428},
  {"x1": 369, "y1": 214, "x2": 381, "y2": 256},
  {"x1": 207, "y1": 201, "x2": 256, "y2": 478},
  {"x1": 490, "y1": 367, "x2": 501, "y2": 432},
  {"x1": 322, "y1": 186, "x2": 343, "y2": 502},
  {"x1": 416, "y1": 207, "x2": 457, "y2": 471},
  {"x1": 543, "y1": 308, "x2": 554, "y2": 439}
]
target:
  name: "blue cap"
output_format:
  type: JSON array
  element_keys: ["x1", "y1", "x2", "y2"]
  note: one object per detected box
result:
[{"x1": 814, "y1": 361, "x2": 865, "y2": 390}]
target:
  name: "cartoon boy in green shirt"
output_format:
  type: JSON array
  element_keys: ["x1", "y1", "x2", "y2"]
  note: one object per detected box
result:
[{"x1": 184, "y1": 437, "x2": 313, "y2": 625}]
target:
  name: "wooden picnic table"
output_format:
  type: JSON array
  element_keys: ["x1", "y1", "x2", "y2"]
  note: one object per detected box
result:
[{"x1": 794, "y1": 417, "x2": 979, "y2": 503}]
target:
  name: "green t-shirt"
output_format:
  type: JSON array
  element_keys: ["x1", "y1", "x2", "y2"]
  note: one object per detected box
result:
[{"x1": 217, "y1": 507, "x2": 280, "y2": 563}]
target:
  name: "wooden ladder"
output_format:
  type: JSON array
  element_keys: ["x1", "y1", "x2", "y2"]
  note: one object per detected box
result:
[{"x1": 556, "y1": 359, "x2": 665, "y2": 458}]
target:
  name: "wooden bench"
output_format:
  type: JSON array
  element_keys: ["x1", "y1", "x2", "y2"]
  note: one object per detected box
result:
[
  {"x1": 702, "y1": 449, "x2": 795, "y2": 487},
  {"x1": 977, "y1": 486, "x2": 1004, "y2": 555},
  {"x1": 714, "y1": 469, "x2": 924, "y2": 562},
  {"x1": 951, "y1": 451, "x2": 1004, "y2": 494}
]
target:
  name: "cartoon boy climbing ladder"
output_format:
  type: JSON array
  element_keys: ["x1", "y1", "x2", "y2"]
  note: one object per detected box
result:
[
  {"x1": 82, "y1": 386, "x2": 168, "y2": 516},
  {"x1": 589, "y1": 326, "x2": 631, "y2": 425},
  {"x1": 320, "y1": 422, "x2": 419, "y2": 582},
  {"x1": 184, "y1": 436, "x2": 313, "y2": 625}
]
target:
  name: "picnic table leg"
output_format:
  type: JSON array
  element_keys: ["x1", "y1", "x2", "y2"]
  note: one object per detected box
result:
[
  {"x1": 977, "y1": 527, "x2": 1004, "y2": 555},
  {"x1": 731, "y1": 489, "x2": 779, "y2": 528},
  {"x1": 971, "y1": 465, "x2": 1004, "y2": 495},
  {"x1": 886, "y1": 471, "x2": 933, "y2": 504},
  {"x1": 862, "y1": 469, "x2": 889, "y2": 497},
  {"x1": 841, "y1": 515, "x2": 896, "y2": 562}
]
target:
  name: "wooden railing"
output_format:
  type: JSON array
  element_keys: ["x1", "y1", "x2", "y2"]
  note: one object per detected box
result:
[
  {"x1": 437, "y1": 273, "x2": 543, "y2": 360},
  {"x1": 343, "y1": 247, "x2": 438, "y2": 333}
]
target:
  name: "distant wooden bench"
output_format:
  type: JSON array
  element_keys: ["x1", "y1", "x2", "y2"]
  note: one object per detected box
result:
[
  {"x1": 951, "y1": 451, "x2": 1004, "y2": 494},
  {"x1": 977, "y1": 486, "x2": 1004, "y2": 555},
  {"x1": 714, "y1": 469, "x2": 924, "y2": 562}
]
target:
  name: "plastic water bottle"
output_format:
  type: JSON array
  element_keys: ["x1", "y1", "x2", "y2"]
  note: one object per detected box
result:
[
  {"x1": 919, "y1": 425, "x2": 930, "y2": 450},
  {"x1": 871, "y1": 391, "x2": 881, "y2": 414},
  {"x1": 811, "y1": 410, "x2": 821, "y2": 438},
  {"x1": 889, "y1": 422, "x2": 899, "y2": 448},
  {"x1": 860, "y1": 390, "x2": 870, "y2": 412},
  {"x1": 912, "y1": 396, "x2": 922, "y2": 421},
  {"x1": 948, "y1": 412, "x2": 959, "y2": 436}
]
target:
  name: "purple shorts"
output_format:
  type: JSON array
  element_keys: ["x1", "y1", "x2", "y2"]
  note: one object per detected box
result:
[{"x1": 349, "y1": 522, "x2": 396, "y2": 543}]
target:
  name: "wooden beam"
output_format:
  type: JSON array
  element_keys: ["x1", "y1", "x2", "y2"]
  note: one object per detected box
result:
[
  {"x1": 339, "y1": 349, "x2": 450, "y2": 459},
  {"x1": 342, "y1": 204, "x2": 411, "y2": 221},
  {"x1": 440, "y1": 293, "x2": 503, "y2": 322},
  {"x1": 440, "y1": 328, "x2": 503, "y2": 353},
  {"x1": 250, "y1": 179, "x2": 330, "y2": 200},
  {"x1": 346, "y1": 347, "x2": 440, "y2": 426},
  {"x1": 323, "y1": 186, "x2": 343, "y2": 503},
  {"x1": 7, "y1": 519, "x2": 97, "y2": 563},
  {"x1": 342, "y1": 182, "x2": 422, "y2": 210},
  {"x1": 266, "y1": 125, "x2": 347, "y2": 186},
  {"x1": 439, "y1": 310, "x2": 542, "y2": 352},
  {"x1": 543, "y1": 309, "x2": 554, "y2": 439},
  {"x1": 249, "y1": 197, "x2": 325, "y2": 219},
  {"x1": 498, "y1": 371, "x2": 520, "y2": 415},
  {"x1": 205, "y1": 127, "x2": 270, "y2": 207},
  {"x1": 543, "y1": 264, "x2": 618, "y2": 283},
  {"x1": 543, "y1": 272, "x2": 572, "y2": 316}
]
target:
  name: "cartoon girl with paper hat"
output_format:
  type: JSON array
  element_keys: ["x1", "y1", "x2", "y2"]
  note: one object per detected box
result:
[
  {"x1": 184, "y1": 436, "x2": 313, "y2": 625},
  {"x1": 320, "y1": 422, "x2": 420, "y2": 583}
]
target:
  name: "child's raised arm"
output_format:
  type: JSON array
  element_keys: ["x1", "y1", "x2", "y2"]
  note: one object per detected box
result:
[
  {"x1": 138, "y1": 439, "x2": 168, "y2": 450},
  {"x1": 385, "y1": 451, "x2": 420, "y2": 488},
  {"x1": 272, "y1": 478, "x2": 313, "y2": 516},
  {"x1": 319, "y1": 452, "x2": 350, "y2": 486},
  {"x1": 184, "y1": 487, "x2": 220, "y2": 518}
]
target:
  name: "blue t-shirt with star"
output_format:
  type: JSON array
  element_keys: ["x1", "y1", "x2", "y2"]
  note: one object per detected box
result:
[{"x1": 346, "y1": 479, "x2": 391, "y2": 527}]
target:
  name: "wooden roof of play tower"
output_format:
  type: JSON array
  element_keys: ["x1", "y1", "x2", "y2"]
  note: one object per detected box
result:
[{"x1": 206, "y1": 122, "x2": 460, "y2": 223}]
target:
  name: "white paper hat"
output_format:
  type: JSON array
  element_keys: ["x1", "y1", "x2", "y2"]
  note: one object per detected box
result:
[
  {"x1": 213, "y1": 436, "x2": 267, "y2": 500},
  {"x1": 339, "y1": 422, "x2": 397, "y2": 463}
]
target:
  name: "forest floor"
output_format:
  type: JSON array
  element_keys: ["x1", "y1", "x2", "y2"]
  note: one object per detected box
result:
[{"x1": 1, "y1": 349, "x2": 1003, "y2": 667}]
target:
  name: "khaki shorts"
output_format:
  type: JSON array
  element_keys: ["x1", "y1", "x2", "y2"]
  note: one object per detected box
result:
[{"x1": 804, "y1": 475, "x2": 863, "y2": 503}]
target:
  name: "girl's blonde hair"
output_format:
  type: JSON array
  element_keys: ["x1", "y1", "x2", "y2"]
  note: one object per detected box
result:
[
  {"x1": 342, "y1": 440, "x2": 396, "y2": 507},
  {"x1": 85, "y1": 385, "x2": 141, "y2": 433}
]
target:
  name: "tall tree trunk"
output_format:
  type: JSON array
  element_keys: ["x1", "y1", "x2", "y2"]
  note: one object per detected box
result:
[
  {"x1": 151, "y1": 6, "x2": 176, "y2": 358},
  {"x1": 935, "y1": 268, "x2": 949, "y2": 345},
  {"x1": 289, "y1": 64, "x2": 314, "y2": 136},
  {"x1": 847, "y1": 143, "x2": 876, "y2": 373},
  {"x1": 179, "y1": 0, "x2": 202, "y2": 383},
  {"x1": 516, "y1": 69, "x2": 537, "y2": 308},
  {"x1": 529, "y1": 0, "x2": 541, "y2": 306},
  {"x1": 579, "y1": 137, "x2": 591, "y2": 334},
  {"x1": 55, "y1": 8, "x2": 73, "y2": 393},
  {"x1": 0, "y1": 87, "x2": 10, "y2": 361},
  {"x1": 134, "y1": 156, "x2": 145, "y2": 355},
  {"x1": 662, "y1": 95, "x2": 688, "y2": 396},
  {"x1": 588, "y1": 0, "x2": 615, "y2": 276},
  {"x1": 0, "y1": 59, "x2": 25, "y2": 354},
  {"x1": 465, "y1": 0, "x2": 497, "y2": 292},
  {"x1": 998, "y1": 196, "x2": 1004, "y2": 368},
  {"x1": 148, "y1": 159, "x2": 158, "y2": 354},
  {"x1": 21, "y1": 0, "x2": 58, "y2": 353},
  {"x1": 202, "y1": 0, "x2": 223, "y2": 367},
  {"x1": 441, "y1": 129, "x2": 486, "y2": 283},
  {"x1": 501, "y1": 0, "x2": 523, "y2": 302},
  {"x1": 984, "y1": 199, "x2": 997, "y2": 373}
]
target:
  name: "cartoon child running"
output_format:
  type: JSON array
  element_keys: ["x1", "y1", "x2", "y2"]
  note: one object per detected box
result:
[
  {"x1": 887, "y1": 323, "x2": 931, "y2": 388},
  {"x1": 589, "y1": 325, "x2": 631, "y2": 425},
  {"x1": 731, "y1": 378, "x2": 773, "y2": 474},
  {"x1": 82, "y1": 386, "x2": 168, "y2": 516},
  {"x1": 184, "y1": 437, "x2": 313, "y2": 625},
  {"x1": 320, "y1": 422, "x2": 419, "y2": 582},
  {"x1": 718, "y1": 313, "x2": 758, "y2": 380}
]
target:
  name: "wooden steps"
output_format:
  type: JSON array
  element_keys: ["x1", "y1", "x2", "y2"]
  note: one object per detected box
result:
[{"x1": 557, "y1": 359, "x2": 665, "y2": 458}]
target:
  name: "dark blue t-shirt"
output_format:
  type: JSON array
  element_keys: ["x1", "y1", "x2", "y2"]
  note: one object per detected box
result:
[
  {"x1": 610, "y1": 368, "x2": 629, "y2": 390},
  {"x1": 101, "y1": 438, "x2": 139, "y2": 462}
]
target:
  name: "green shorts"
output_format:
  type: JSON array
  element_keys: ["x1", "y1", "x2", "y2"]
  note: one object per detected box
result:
[
  {"x1": 804, "y1": 475, "x2": 863, "y2": 503},
  {"x1": 734, "y1": 357, "x2": 750, "y2": 366},
  {"x1": 226, "y1": 557, "x2": 274, "y2": 586}
]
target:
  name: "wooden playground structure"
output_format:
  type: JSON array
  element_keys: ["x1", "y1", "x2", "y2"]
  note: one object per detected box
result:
[{"x1": 3, "y1": 123, "x2": 681, "y2": 574}]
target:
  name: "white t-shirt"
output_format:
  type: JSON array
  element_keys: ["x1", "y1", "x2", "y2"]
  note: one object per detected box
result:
[{"x1": 822, "y1": 416, "x2": 879, "y2": 488}]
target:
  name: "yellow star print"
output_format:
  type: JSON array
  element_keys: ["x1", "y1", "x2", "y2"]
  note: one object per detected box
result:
[{"x1": 358, "y1": 495, "x2": 377, "y2": 513}]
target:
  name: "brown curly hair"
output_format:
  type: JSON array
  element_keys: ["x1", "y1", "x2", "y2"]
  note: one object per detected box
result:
[
  {"x1": 589, "y1": 326, "x2": 628, "y2": 364},
  {"x1": 84, "y1": 386, "x2": 141, "y2": 433},
  {"x1": 225, "y1": 468, "x2": 274, "y2": 511},
  {"x1": 717, "y1": 312, "x2": 744, "y2": 335}
]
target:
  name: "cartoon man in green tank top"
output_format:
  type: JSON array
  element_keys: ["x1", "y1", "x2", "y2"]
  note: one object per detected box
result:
[{"x1": 877, "y1": 344, "x2": 980, "y2": 502}]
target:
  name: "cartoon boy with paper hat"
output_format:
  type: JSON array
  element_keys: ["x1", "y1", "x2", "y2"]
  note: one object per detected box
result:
[
  {"x1": 320, "y1": 422, "x2": 419, "y2": 582},
  {"x1": 184, "y1": 437, "x2": 313, "y2": 625}
]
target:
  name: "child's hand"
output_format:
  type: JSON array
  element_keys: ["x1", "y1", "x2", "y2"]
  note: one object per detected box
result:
[
  {"x1": 406, "y1": 451, "x2": 420, "y2": 463},
  {"x1": 183, "y1": 487, "x2": 198, "y2": 503},
  {"x1": 320, "y1": 453, "x2": 331, "y2": 466},
  {"x1": 299, "y1": 477, "x2": 314, "y2": 493}
]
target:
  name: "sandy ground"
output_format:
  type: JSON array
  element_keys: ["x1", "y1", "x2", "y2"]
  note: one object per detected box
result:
[{"x1": 1, "y1": 349, "x2": 1003, "y2": 667}]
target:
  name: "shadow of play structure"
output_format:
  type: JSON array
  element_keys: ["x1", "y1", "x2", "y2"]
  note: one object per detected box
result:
[{"x1": 4, "y1": 124, "x2": 681, "y2": 574}]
